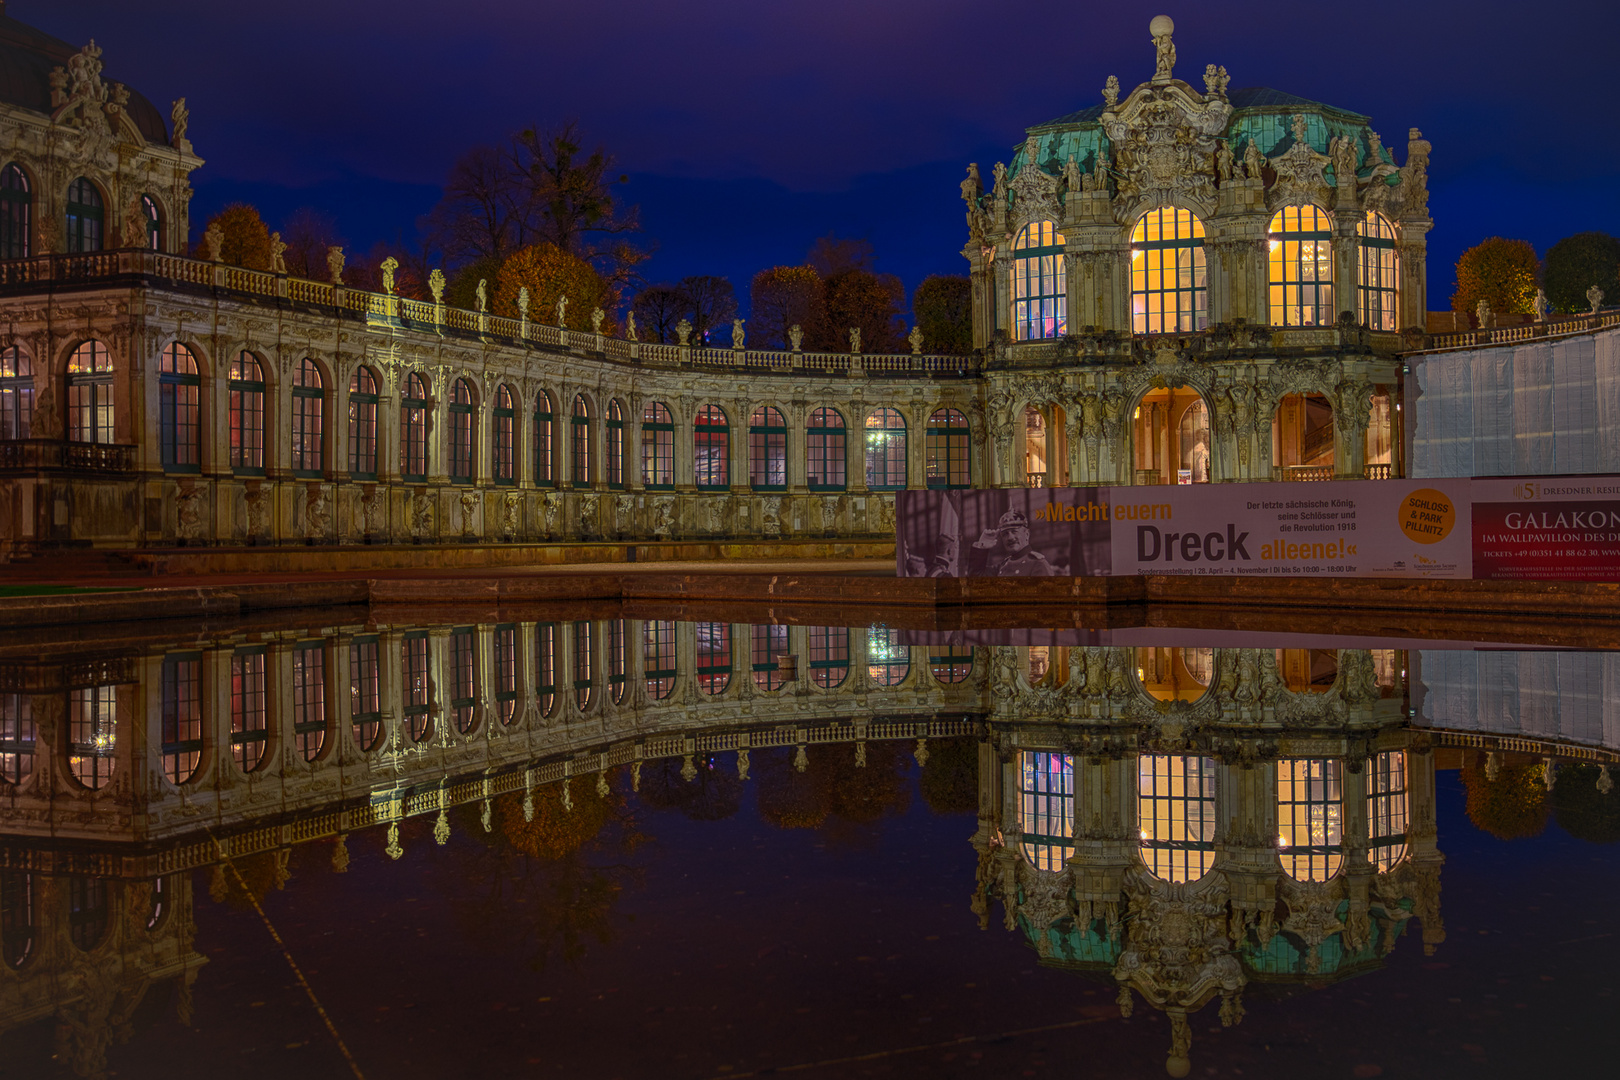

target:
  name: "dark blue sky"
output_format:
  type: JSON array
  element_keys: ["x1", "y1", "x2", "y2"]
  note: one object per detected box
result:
[{"x1": 29, "y1": 0, "x2": 1620, "y2": 315}]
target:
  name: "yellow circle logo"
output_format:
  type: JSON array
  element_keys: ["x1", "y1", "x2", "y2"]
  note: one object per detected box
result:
[{"x1": 1399, "y1": 488, "x2": 1455, "y2": 545}]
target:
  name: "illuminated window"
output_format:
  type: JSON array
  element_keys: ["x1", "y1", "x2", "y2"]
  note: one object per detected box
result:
[
  {"x1": 228, "y1": 353, "x2": 265, "y2": 475},
  {"x1": 1179, "y1": 400, "x2": 1210, "y2": 483},
  {"x1": 573, "y1": 621, "x2": 595, "y2": 710},
  {"x1": 450, "y1": 626, "x2": 478, "y2": 732},
  {"x1": 67, "y1": 341, "x2": 114, "y2": 444},
  {"x1": 1268, "y1": 205, "x2": 1335, "y2": 327},
  {"x1": 695, "y1": 404, "x2": 729, "y2": 490},
  {"x1": 641, "y1": 401, "x2": 674, "y2": 488},
  {"x1": 350, "y1": 635, "x2": 381, "y2": 750},
  {"x1": 643, "y1": 620, "x2": 676, "y2": 700},
  {"x1": 448, "y1": 378, "x2": 475, "y2": 484},
  {"x1": 0, "y1": 164, "x2": 31, "y2": 259},
  {"x1": 0, "y1": 693, "x2": 35, "y2": 786},
  {"x1": 867, "y1": 627, "x2": 910, "y2": 686},
  {"x1": 570, "y1": 394, "x2": 592, "y2": 485},
  {"x1": 925, "y1": 408, "x2": 970, "y2": 489},
  {"x1": 808, "y1": 626, "x2": 849, "y2": 688},
  {"x1": 231, "y1": 646, "x2": 267, "y2": 771},
  {"x1": 752, "y1": 624, "x2": 789, "y2": 691},
  {"x1": 865, "y1": 407, "x2": 907, "y2": 491},
  {"x1": 1368, "y1": 750, "x2": 1409, "y2": 872},
  {"x1": 532, "y1": 390, "x2": 555, "y2": 487},
  {"x1": 493, "y1": 623, "x2": 519, "y2": 724},
  {"x1": 0, "y1": 346, "x2": 33, "y2": 440},
  {"x1": 604, "y1": 398, "x2": 625, "y2": 489},
  {"x1": 157, "y1": 344, "x2": 201, "y2": 473},
  {"x1": 1134, "y1": 646, "x2": 1213, "y2": 701},
  {"x1": 1139, "y1": 754, "x2": 1216, "y2": 882},
  {"x1": 1012, "y1": 220, "x2": 1066, "y2": 340},
  {"x1": 1023, "y1": 406, "x2": 1047, "y2": 486},
  {"x1": 67, "y1": 685, "x2": 118, "y2": 790},
  {"x1": 493, "y1": 385, "x2": 517, "y2": 485},
  {"x1": 64, "y1": 176, "x2": 102, "y2": 253},
  {"x1": 929, "y1": 645, "x2": 973, "y2": 684},
  {"x1": 292, "y1": 642, "x2": 327, "y2": 761},
  {"x1": 536, "y1": 622, "x2": 559, "y2": 716},
  {"x1": 401, "y1": 374, "x2": 428, "y2": 483},
  {"x1": 807, "y1": 407, "x2": 846, "y2": 491},
  {"x1": 1277, "y1": 758, "x2": 1343, "y2": 881},
  {"x1": 1020, "y1": 752, "x2": 1074, "y2": 870},
  {"x1": 607, "y1": 620, "x2": 626, "y2": 704},
  {"x1": 290, "y1": 359, "x2": 325, "y2": 477},
  {"x1": 140, "y1": 194, "x2": 162, "y2": 251},
  {"x1": 159, "y1": 652, "x2": 202, "y2": 785},
  {"x1": 1357, "y1": 212, "x2": 1400, "y2": 331},
  {"x1": 347, "y1": 366, "x2": 379, "y2": 480},
  {"x1": 1131, "y1": 208, "x2": 1207, "y2": 334},
  {"x1": 749, "y1": 406, "x2": 787, "y2": 490},
  {"x1": 1, "y1": 872, "x2": 34, "y2": 968},
  {"x1": 696, "y1": 622, "x2": 731, "y2": 695},
  {"x1": 402, "y1": 631, "x2": 431, "y2": 741}
]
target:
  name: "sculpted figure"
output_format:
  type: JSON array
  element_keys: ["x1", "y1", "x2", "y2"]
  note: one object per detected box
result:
[
  {"x1": 592, "y1": 307, "x2": 605, "y2": 333},
  {"x1": 675, "y1": 318, "x2": 692, "y2": 345},
  {"x1": 625, "y1": 311, "x2": 638, "y2": 341},
  {"x1": 1588, "y1": 285, "x2": 1605, "y2": 314},
  {"x1": 203, "y1": 222, "x2": 223, "y2": 261},
  {"x1": 475, "y1": 278, "x2": 487, "y2": 312},
  {"x1": 1331, "y1": 135, "x2": 1358, "y2": 182},
  {"x1": 960, "y1": 162, "x2": 981, "y2": 205},
  {"x1": 907, "y1": 325, "x2": 923, "y2": 354},
  {"x1": 556, "y1": 295, "x2": 568, "y2": 327},
  {"x1": 380, "y1": 256, "x2": 398, "y2": 295},
  {"x1": 1150, "y1": 15, "x2": 1176, "y2": 80},
  {"x1": 1243, "y1": 138, "x2": 1263, "y2": 180},
  {"x1": 848, "y1": 326, "x2": 860, "y2": 353},
  {"x1": 991, "y1": 161, "x2": 1007, "y2": 202},
  {"x1": 326, "y1": 246, "x2": 344, "y2": 285},
  {"x1": 428, "y1": 268, "x2": 445, "y2": 304},
  {"x1": 516, "y1": 285, "x2": 530, "y2": 319},
  {"x1": 269, "y1": 231, "x2": 287, "y2": 273},
  {"x1": 1475, "y1": 298, "x2": 1492, "y2": 329},
  {"x1": 1533, "y1": 288, "x2": 1549, "y2": 322},
  {"x1": 1103, "y1": 75, "x2": 1119, "y2": 108},
  {"x1": 1062, "y1": 154, "x2": 1083, "y2": 194},
  {"x1": 732, "y1": 318, "x2": 746, "y2": 349},
  {"x1": 1215, "y1": 140, "x2": 1234, "y2": 181},
  {"x1": 122, "y1": 199, "x2": 146, "y2": 249},
  {"x1": 170, "y1": 97, "x2": 188, "y2": 145},
  {"x1": 788, "y1": 324, "x2": 803, "y2": 351}
]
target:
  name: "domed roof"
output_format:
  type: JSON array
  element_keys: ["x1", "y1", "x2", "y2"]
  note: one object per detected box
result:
[{"x1": 0, "y1": 12, "x2": 170, "y2": 146}]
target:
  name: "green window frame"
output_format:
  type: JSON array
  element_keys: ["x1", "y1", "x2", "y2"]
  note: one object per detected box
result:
[
  {"x1": 1277, "y1": 757, "x2": 1344, "y2": 882},
  {"x1": 448, "y1": 378, "x2": 475, "y2": 484},
  {"x1": 228, "y1": 353, "x2": 265, "y2": 476},
  {"x1": 494, "y1": 623, "x2": 519, "y2": 724},
  {"x1": 1139, "y1": 754, "x2": 1216, "y2": 883},
  {"x1": 749, "y1": 406, "x2": 787, "y2": 490},
  {"x1": 348, "y1": 366, "x2": 379, "y2": 480},
  {"x1": 66, "y1": 341, "x2": 114, "y2": 445},
  {"x1": 230, "y1": 646, "x2": 267, "y2": 771},
  {"x1": 1268, "y1": 205, "x2": 1335, "y2": 327},
  {"x1": 806, "y1": 407, "x2": 846, "y2": 492},
  {"x1": 349, "y1": 635, "x2": 382, "y2": 751},
  {"x1": 641, "y1": 401, "x2": 674, "y2": 489},
  {"x1": 572, "y1": 621, "x2": 594, "y2": 710},
  {"x1": 0, "y1": 164, "x2": 31, "y2": 260},
  {"x1": 64, "y1": 176, "x2": 102, "y2": 253},
  {"x1": 401, "y1": 374, "x2": 428, "y2": 483},
  {"x1": 607, "y1": 619, "x2": 626, "y2": 704},
  {"x1": 928, "y1": 644, "x2": 974, "y2": 684},
  {"x1": 450, "y1": 626, "x2": 478, "y2": 733},
  {"x1": 866, "y1": 627, "x2": 909, "y2": 687},
  {"x1": 292, "y1": 641, "x2": 327, "y2": 761},
  {"x1": 643, "y1": 619, "x2": 676, "y2": 700},
  {"x1": 532, "y1": 391, "x2": 555, "y2": 487},
  {"x1": 864, "y1": 407, "x2": 907, "y2": 491},
  {"x1": 695, "y1": 622, "x2": 730, "y2": 695},
  {"x1": 1357, "y1": 212, "x2": 1400, "y2": 332},
  {"x1": 290, "y1": 358, "x2": 325, "y2": 478},
  {"x1": 493, "y1": 385, "x2": 516, "y2": 485},
  {"x1": 158, "y1": 343, "x2": 200, "y2": 474},
  {"x1": 536, "y1": 622, "x2": 558, "y2": 716},
  {"x1": 570, "y1": 394, "x2": 592, "y2": 485},
  {"x1": 1019, "y1": 751, "x2": 1073, "y2": 871},
  {"x1": 694, "y1": 404, "x2": 729, "y2": 490},
  {"x1": 0, "y1": 692, "x2": 35, "y2": 786},
  {"x1": 0, "y1": 346, "x2": 32, "y2": 441},
  {"x1": 1012, "y1": 219, "x2": 1066, "y2": 341},
  {"x1": 1367, "y1": 750, "x2": 1409, "y2": 872},
  {"x1": 159, "y1": 652, "x2": 203, "y2": 785},
  {"x1": 401, "y1": 631, "x2": 431, "y2": 742},
  {"x1": 751, "y1": 623, "x2": 789, "y2": 691},
  {"x1": 605, "y1": 399, "x2": 625, "y2": 490},
  {"x1": 925, "y1": 408, "x2": 970, "y2": 489},
  {"x1": 808, "y1": 625, "x2": 848, "y2": 689}
]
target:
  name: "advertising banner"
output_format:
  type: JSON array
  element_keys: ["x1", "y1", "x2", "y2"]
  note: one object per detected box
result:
[{"x1": 898, "y1": 475, "x2": 1619, "y2": 582}]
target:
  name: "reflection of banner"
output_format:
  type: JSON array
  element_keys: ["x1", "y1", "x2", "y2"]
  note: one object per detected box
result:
[{"x1": 897, "y1": 475, "x2": 1620, "y2": 582}]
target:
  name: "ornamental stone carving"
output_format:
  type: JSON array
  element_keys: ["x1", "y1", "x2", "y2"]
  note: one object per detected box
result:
[
  {"x1": 1007, "y1": 135, "x2": 1064, "y2": 230},
  {"x1": 1268, "y1": 114, "x2": 1332, "y2": 209},
  {"x1": 1101, "y1": 71, "x2": 1230, "y2": 218},
  {"x1": 408, "y1": 493, "x2": 435, "y2": 539}
]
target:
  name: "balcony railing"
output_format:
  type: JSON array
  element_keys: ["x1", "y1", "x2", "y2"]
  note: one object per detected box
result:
[
  {"x1": 1275, "y1": 465, "x2": 1335, "y2": 482},
  {"x1": 0, "y1": 439, "x2": 136, "y2": 474}
]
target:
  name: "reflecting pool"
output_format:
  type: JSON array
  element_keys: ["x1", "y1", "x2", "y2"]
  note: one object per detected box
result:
[{"x1": 1, "y1": 610, "x2": 1617, "y2": 1078}]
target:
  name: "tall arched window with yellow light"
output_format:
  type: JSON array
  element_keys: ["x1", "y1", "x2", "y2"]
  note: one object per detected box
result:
[
  {"x1": 1130, "y1": 208, "x2": 1207, "y2": 334},
  {"x1": 1268, "y1": 205, "x2": 1335, "y2": 326},
  {"x1": 864, "y1": 407, "x2": 907, "y2": 491},
  {"x1": 1357, "y1": 212, "x2": 1399, "y2": 330},
  {"x1": 1138, "y1": 754, "x2": 1216, "y2": 882},
  {"x1": 1367, "y1": 750, "x2": 1408, "y2": 872},
  {"x1": 1020, "y1": 752, "x2": 1073, "y2": 872},
  {"x1": 1012, "y1": 220, "x2": 1066, "y2": 340},
  {"x1": 1277, "y1": 758, "x2": 1343, "y2": 881}
]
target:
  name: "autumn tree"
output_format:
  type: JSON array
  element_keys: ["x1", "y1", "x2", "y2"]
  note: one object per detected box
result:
[
  {"x1": 1542, "y1": 231, "x2": 1620, "y2": 313},
  {"x1": 750, "y1": 265, "x2": 825, "y2": 350},
  {"x1": 196, "y1": 203, "x2": 272, "y2": 270},
  {"x1": 635, "y1": 756, "x2": 743, "y2": 821},
  {"x1": 1461, "y1": 753, "x2": 1549, "y2": 840},
  {"x1": 630, "y1": 283, "x2": 691, "y2": 343},
  {"x1": 1451, "y1": 237, "x2": 1539, "y2": 319},
  {"x1": 446, "y1": 256, "x2": 503, "y2": 312},
  {"x1": 679, "y1": 275, "x2": 738, "y2": 345},
  {"x1": 808, "y1": 233, "x2": 875, "y2": 278},
  {"x1": 821, "y1": 268, "x2": 906, "y2": 352},
  {"x1": 1551, "y1": 764, "x2": 1620, "y2": 844},
  {"x1": 912, "y1": 275, "x2": 973, "y2": 354},
  {"x1": 494, "y1": 242, "x2": 616, "y2": 332},
  {"x1": 280, "y1": 207, "x2": 342, "y2": 280}
]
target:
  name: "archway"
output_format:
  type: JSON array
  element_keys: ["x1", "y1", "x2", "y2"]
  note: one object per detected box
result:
[
  {"x1": 1132, "y1": 387, "x2": 1210, "y2": 485},
  {"x1": 1271, "y1": 392, "x2": 1334, "y2": 480}
]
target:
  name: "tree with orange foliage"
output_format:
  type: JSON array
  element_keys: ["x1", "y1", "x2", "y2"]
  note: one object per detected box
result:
[
  {"x1": 494, "y1": 242, "x2": 617, "y2": 332},
  {"x1": 1462, "y1": 754, "x2": 1549, "y2": 840},
  {"x1": 750, "y1": 265, "x2": 825, "y2": 350},
  {"x1": 196, "y1": 203, "x2": 272, "y2": 270},
  {"x1": 1451, "y1": 237, "x2": 1539, "y2": 319}
]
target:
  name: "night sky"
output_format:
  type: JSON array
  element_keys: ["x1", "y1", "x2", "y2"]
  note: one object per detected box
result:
[{"x1": 26, "y1": 0, "x2": 1620, "y2": 317}]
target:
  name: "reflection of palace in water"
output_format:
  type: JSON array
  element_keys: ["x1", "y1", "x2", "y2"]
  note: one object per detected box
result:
[{"x1": 3, "y1": 619, "x2": 1618, "y2": 1076}]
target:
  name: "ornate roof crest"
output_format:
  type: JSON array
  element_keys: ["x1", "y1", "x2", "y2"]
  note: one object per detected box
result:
[
  {"x1": 1008, "y1": 135, "x2": 1063, "y2": 229},
  {"x1": 1267, "y1": 114, "x2": 1332, "y2": 209}
]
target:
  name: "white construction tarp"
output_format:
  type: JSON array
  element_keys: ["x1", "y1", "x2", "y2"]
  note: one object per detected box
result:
[{"x1": 1418, "y1": 649, "x2": 1620, "y2": 751}]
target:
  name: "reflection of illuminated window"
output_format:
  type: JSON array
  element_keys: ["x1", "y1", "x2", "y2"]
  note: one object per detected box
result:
[
  {"x1": 1368, "y1": 751, "x2": 1409, "y2": 872},
  {"x1": 1023, "y1": 406, "x2": 1047, "y2": 486},
  {"x1": 867, "y1": 628, "x2": 910, "y2": 686},
  {"x1": 492, "y1": 625, "x2": 518, "y2": 725},
  {"x1": 696, "y1": 622, "x2": 731, "y2": 695},
  {"x1": 0, "y1": 693, "x2": 35, "y2": 786},
  {"x1": 608, "y1": 620, "x2": 626, "y2": 705},
  {"x1": 1027, "y1": 646, "x2": 1050, "y2": 685},
  {"x1": 232, "y1": 647, "x2": 268, "y2": 770},
  {"x1": 1131, "y1": 208, "x2": 1206, "y2": 334},
  {"x1": 1372, "y1": 649, "x2": 1399, "y2": 698},
  {"x1": 402, "y1": 631, "x2": 433, "y2": 739},
  {"x1": 1134, "y1": 647, "x2": 1212, "y2": 701},
  {"x1": 809, "y1": 626, "x2": 849, "y2": 688},
  {"x1": 1020, "y1": 752, "x2": 1074, "y2": 871},
  {"x1": 293, "y1": 642, "x2": 327, "y2": 760},
  {"x1": 350, "y1": 635, "x2": 382, "y2": 748},
  {"x1": 1, "y1": 872, "x2": 33, "y2": 968},
  {"x1": 68, "y1": 685, "x2": 118, "y2": 790},
  {"x1": 1275, "y1": 648, "x2": 1338, "y2": 693},
  {"x1": 1139, "y1": 755, "x2": 1216, "y2": 882},
  {"x1": 752, "y1": 624, "x2": 789, "y2": 691},
  {"x1": 159, "y1": 653, "x2": 203, "y2": 785},
  {"x1": 450, "y1": 627, "x2": 479, "y2": 731},
  {"x1": 929, "y1": 645, "x2": 973, "y2": 684},
  {"x1": 1278, "y1": 758, "x2": 1343, "y2": 881},
  {"x1": 643, "y1": 620, "x2": 675, "y2": 700},
  {"x1": 573, "y1": 621, "x2": 595, "y2": 709}
]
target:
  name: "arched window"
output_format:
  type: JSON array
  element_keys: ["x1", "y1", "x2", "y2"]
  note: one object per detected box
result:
[
  {"x1": 532, "y1": 390, "x2": 555, "y2": 487},
  {"x1": 536, "y1": 622, "x2": 559, "y2": 717},
  {"x1": 160, "y1": 652, "x2": 202, "y2": 785},
  {"x1": 752, "y1": 624, "x2": 789, "y2": 691},
  {"x1": 1271, "y1": 394, "x2": 1335, "y2": 476},
  {"x1": 450, "y1": 626, "x2": 478, "y2": 733},
  {"x1": 68, "y1": 878, "x2": 108, "y2": 952},
  {"x1": 230, "y1": 646, "x2": 267, "y2": 772},
  {"x1": 67, "y1": 685, "x2": 117, "y2": 790},
  {"x1": 228, "y1": 353, "x2": 265, "y2": 476},
  {"x1": 1131, "y1": 208, "x2": 1207, "y2": 334},
  {"x1": 694, "y1": 404, "x2": 729, "y2": 490},
  {"x1": 806, "y1": 407, "x2": 846, "y2": 491},
  {"x1": 1139, "y1": 754, "x2": 1216, "y2": 883},
  {"x1": 864, "y1": 407, "x2": 907, "y2": 491},
  {"x1": 808, "y1": 626, "x2": 848, "y2": 688},
  {"x1": 696, "y1": 622, "x2": 731, "y2": 694},
  {"x1": 1367, "y1": 750, "x2": 1409, "y2": 872},
  {"x1": 1012, "y1": 220, "x2": 1066, "y2": 340},
  {"x1": 1020, "y1": 752, "x2": 1073, "y2": 871},
  {"x1": 867, "y1": 627, "x2": 910, "y2": 686},
  {"x1": 929, "y1": 645, "x2": 974, "y2": 684},
  {"x1": 67, "y1": 341, "x2": 114, "y2": 444},
  {"x1": 925, "y1": 409, "x2": 969, "y2": 489},
  {"x1": 607, "y1": 619, "x2": 627, "y2": 704},
  {"x1": 448, "y1": 378, "x2": 475, "y2": 484},
  {"x1": 493, "y1": 385, "x2": 516, "y2": 485},
  {"x1": 1277, "y1": 758, "x2": 1343, "y2": 881},
  {"x1": 0, "y1": 164, "x2": 30, "y2": 260},
  {"x1": 402, "y1": 632, "x2": 431, "y2": 741},
  {"x1": 140, "y1": 194, "x2": 162, "y2": 251},
  {"x1": 292, "y1": 641, "x2": 326, "y2": 761},
  {"x1": 605, "y1": 399, "x2": 625, "y2": 489},
  {"x1": 0, "y1": 346, "x2": 33, "y2": 440},
  {"x1": 157, "y1": 344, "x2": 200, "y2": 472},
  {"x1": 0, "y1": 693, "x2": 35, "y2": 787},
  {"x1": 570, "y1": 394, "x2": 592, "y2": 485},
  {"x1": 350, "y1": 635, "x2": 381, "y2": 751},
  {"x1": 1178, "y1": 399, "x2": 1210, "y2": 483},
  {"x1": 1268, "y1": 205, "x2": 1335, "y2": 327},
  {"x1": 401, "y1": 374, "x2": 428, "y2": 483},
  {"x1": 1023, "y1": 406, "x2": 1047, "y2": 486},
  {"x1": 0, "y1": 872, "x2": 34, "y2": 969},
  {"x1": 641, "y1": 401, "x2": 674, "y2": 488},
  {"x1": 643, "y1": 620, "x2": 676, "y2": 700},
  {"x1": 493, "y1": 624, "x2": 520, "y2": 724},
  {"x1": 1357, "y1": 212, "x2": 1400, "y2": 331},
  {"x1": 290, "y1": 359, "x2": 325, "y2": 477},
  {"x1": 347, "y1": 367, "x2": 379, "y2": 480},
  {"x1": 1133, "y1": 388, "x2": 1213, "y2": 486},
  {"x1": 572, "y1": 621, "x2": 595, "y2": 709},
  {"x1": 1134, "y1": 647, "x2": 1213, "y2": 701},
  {"x1": 749, "y1": 406, "x2": 787, "y2": 490},
  {"x1": 65, "y1": 177, "x2": 103, "y2": 253}
]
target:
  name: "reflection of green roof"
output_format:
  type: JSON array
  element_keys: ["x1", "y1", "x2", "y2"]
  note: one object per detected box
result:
[
  {"x1": 1241, "y1": 897, "x2": 1414, "y2": 977},
  {"x1": 1018, "y1": 913, "x2": 1123, "y2": 966}
]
